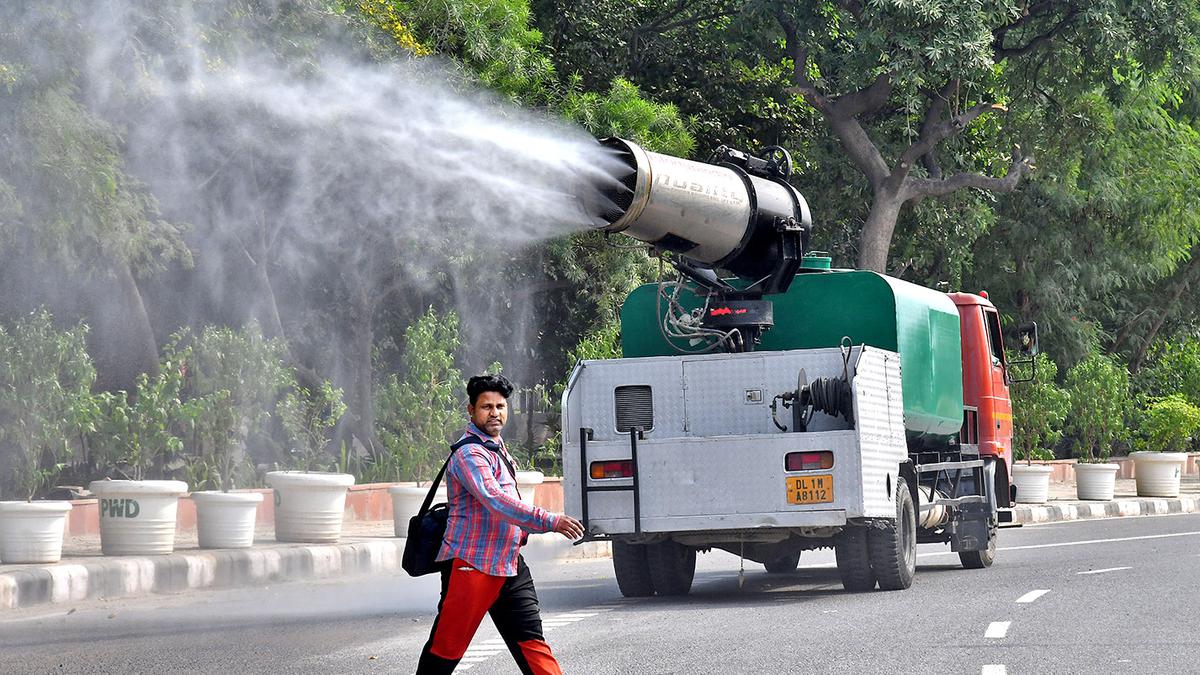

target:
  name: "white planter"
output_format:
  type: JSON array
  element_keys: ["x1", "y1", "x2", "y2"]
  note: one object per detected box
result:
[
  {"x1": 515, "y1": 471, "x2": 544, "y2": 507},
  {"x1": 191, "y1": 491, "x2": 264, "y2": 549},
  {"x1": 89, "y1": 480, "x2": 188, "y2": 555},
  {"x1": 0, "y1": 501, "x2": 73, "y2": 564},
  {"x1": 389, "y1": 485, "x2": 446, "y2": 538},
  {"x1": 1011, "y1": 464, "x2": 1053, "y2": 504},
  {"x1": 265, "y1": 471, "x2": 354, "y2": 543},
  {"x1": 1074, "y1": 463, "x2": 1119, "y2": 501},
  {"x1": 1131, "y1": 451, "x2": 1187, "y2": 497}
]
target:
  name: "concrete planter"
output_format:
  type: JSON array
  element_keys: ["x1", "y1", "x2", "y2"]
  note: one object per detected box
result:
[
  {"x1": 265, "y1": 471, "x2": 354, "y2": 543},
  {"x1": 89, "y1": 480, "x2": 188, "y2": 555},
  {"x1": 0, "y1": 500, "x2": 72, "y2": 563},
  {"x1": 191, "y1": 491, "x2": 263, "y2": 549},
  {"x1": 1011, "y1": 464, "x2": 1053, "y2": 504},
  {"x1": 1073, "y1": 463, "x2": 1119, "y2": 501},
  {"x1": 1130, "y1": 452, "x2": 1187, "y2": 497},
  {"x1": 388, "y1": 485, "x2": 446, "y2": 538},
  {"x1": 515, "y1": 471, "x2": 545, "y2": 506}
]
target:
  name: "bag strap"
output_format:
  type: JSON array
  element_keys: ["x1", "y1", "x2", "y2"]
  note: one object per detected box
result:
[
  {"x1": 417, "y1": 434, "x2": 522, "y2": 517},
  {"x1": 416, "y1": 447, "x2": 459, "y2": 517}
]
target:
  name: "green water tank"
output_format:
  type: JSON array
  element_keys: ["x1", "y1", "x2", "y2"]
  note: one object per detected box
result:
[{"x1": 620, "y1": 270, "x2": 964, "y2": 440}]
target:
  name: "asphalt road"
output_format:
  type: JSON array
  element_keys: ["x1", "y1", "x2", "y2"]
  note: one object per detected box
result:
[{"x1": 2, "y1": 513, "x2": 1199, "y2": 675}]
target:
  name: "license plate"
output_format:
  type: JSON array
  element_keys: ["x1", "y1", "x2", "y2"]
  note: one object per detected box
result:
[{"x1": 786, "y1": 474, "x2": 834, "y2": 505}]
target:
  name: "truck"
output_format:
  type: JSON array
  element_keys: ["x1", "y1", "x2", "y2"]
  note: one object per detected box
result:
[{"x1": 562, "y1": 138, "x2": 1038, "y2": 595}]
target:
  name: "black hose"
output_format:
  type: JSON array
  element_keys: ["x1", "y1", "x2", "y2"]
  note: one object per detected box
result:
[{"x1": 807, "y1": 376, "x2": 854, "y2": 426}]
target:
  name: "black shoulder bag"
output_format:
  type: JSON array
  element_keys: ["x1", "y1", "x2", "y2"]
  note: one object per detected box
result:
[{"x1": 401, "y1": 435, "x2": 514, "y2": 577}]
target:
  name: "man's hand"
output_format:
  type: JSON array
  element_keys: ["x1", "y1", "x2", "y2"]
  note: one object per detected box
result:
[{"x1": 553, "y1": 514, "x2": 586, "y2": 540}]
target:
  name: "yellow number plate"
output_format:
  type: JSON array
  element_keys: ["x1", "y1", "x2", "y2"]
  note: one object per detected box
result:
[{"x1": 786, "y1": 474, "x2": 834, "y2": 505}]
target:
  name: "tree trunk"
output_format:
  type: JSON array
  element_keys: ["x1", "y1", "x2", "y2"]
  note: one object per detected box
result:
[
  {"x1": 857, "y1": 191, "x2": 904, "y2": 273},
  {"x1": 344, "y1": 286, "x2": 380, "y2": 463},
  {"x1": 1129, "y1": 253, "x2": 1200, "y2": 372},
  {"x1": 252, "y1": 260, "x2": 287, "y2": 342},
  {"x1": 93, "y1": 261, "x2": 159, "y2": 392}
]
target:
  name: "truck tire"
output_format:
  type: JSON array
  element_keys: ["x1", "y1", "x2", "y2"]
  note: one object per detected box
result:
[
  {"x1": 834, "y1": 527, "x2": 876, "y2": 592},
  {"x1": 612, "y1": 541, "x2": 655, "y2": 597},
  {"x1": 959, "y1": 523, "x2": 997, "y2": 569},
  {"x1": 763, "y1": 551, "x2": 802, "y2": 574},
  {"x1": 646, "y1": 540, "x2": 696, "y2": 596},
  {"x1": 869, "y1": 477, "x2": 917, "y2": 591}
]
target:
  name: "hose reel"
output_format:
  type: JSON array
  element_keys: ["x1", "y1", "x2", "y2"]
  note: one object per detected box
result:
[{"x1": 770, "y1": 339, "x2": 858, "y2": 432}]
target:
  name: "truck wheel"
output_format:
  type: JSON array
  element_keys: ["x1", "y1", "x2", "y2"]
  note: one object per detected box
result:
[
  {"x1": 959, "y1": 523, "x2": 997, "y2": 569},
  {"x1": 763, "y1": 551, "x2": 801, "y2": 574},
  {"x1": 612, "y1": 541, "x2": 655, "y2": 597},
  {"x1": 834, "y1": 527, "x2": 876, "y2": 592},
  {"x1": 646, "y1": 540, "x2": 696, "y2": 596},
  {"x1": 869, "y1": 477, "x2": 917, "y2": 591}
]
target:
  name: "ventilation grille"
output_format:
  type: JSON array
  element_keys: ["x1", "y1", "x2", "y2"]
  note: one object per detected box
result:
[{"x1": 614, "y1": 385, "x2": 654, "y2": 433}]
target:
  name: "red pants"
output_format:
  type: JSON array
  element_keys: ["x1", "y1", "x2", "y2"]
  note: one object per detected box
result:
[{"x1": 417, "y1": 556, "x2": 562, "y2": 674}]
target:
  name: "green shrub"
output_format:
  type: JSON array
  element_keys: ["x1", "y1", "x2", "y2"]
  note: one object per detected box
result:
[
  {"x1": 0, "y1": 310, "x2": 96, "y2": 500},
  {"x1": 1137, "y1": 393, "x2": 1200, "y2": 453},
  {"x1": 93, "y1": 354, "x2": 189, "y2": 481},
  {"x1": 278, "y1": 380, "x2": 348, "y2": 472},
  {"x1": 1009, "y1": 352, "x2": 1070, "y2": 464},
  {"x1": 1135, "y1": 337, "x2": 1200, "y2": 406},
  {"x1": 1064, "y1": 353, "x2": 1130, "y2": 462},
  {"x1": 172, "y1": 325, "x2": 294, "y2": 489},
  {"x1": 375, "y1": 307, "x2": 462, "y2": 483}
]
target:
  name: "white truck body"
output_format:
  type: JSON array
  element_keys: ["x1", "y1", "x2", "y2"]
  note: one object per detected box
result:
[{"x1": 562, "y1": 346, "x2": 909, "y2": 543}]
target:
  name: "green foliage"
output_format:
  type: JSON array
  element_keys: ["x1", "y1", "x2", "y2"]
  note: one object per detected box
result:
[
  {"x1": 384, "y1": 0, "x2": 557, "y2": 102},
  {"x1": 375, "y1": 307, "x2": 463, "y2": 483},
  {"x1": 1137, "y1": 393, "x2": 1200, "y2": 453},
  {"x1": 558, "y1": 77, "x2": 694, "y2": 157},
  {"x1": 1, "y1": 86, "x2": 191, "y2": 277},
  {"x1": 1064, "y1": 353, "x2": 1131, "y2": 462},
  {"x1": 1009, "y1": 352, "x2": 1069, "y2": 464},
  {"x1": 1135, "y1": 336, "x2": 1200, "y2": 406},
  {"x1": 93, "y1": 355, "x2": 190, "y2": 481},
  {"x1": 278, "y1": 381, "x2": 348, "y2": 472},
  {"x1": 173, "y1": 325, "x2": 295, "y2": 489},
  {"x1": 0, "y1": 310, "x2": 96, "y2": 500}
]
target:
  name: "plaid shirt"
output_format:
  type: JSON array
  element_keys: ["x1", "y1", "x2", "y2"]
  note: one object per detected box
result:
[{"x1": 436, "y1": 422, "x2": 560, "y2": 577}]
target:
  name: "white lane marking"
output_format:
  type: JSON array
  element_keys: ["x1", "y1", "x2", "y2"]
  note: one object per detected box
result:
[
  {"x1": 985, "y1": 621, "x2": 1011, "y2": 639},
  {"x1": 982, "y1": 665, "x2": 1007, "y2": 675},
  {"x1": 1016, "y1": 589, "x2": 1050, "y2": 603},
  {"x1": 457, "y1": 666, "x2": 475, "y2": 671},
  {"x1": 481, "y1": 639, "x2": 508, "y2": 645},
  {"x1": 1078, "y1": 566, "x2": 1132, "y2": 575},
  {"x1": 917, "y1": 530, "x2": 1200, "y2": 558}
]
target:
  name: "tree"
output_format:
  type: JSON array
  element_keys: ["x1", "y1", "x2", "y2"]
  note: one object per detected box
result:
[
  {"x1": 969, "y1": 83, "x2": 1200, "y2": 365},
  {"x1": 534, "y1": 0, "x2": 1200, "y2": 273},
  {"x1": 0, "y1": 83, "x2": 190, "y2": 390}
]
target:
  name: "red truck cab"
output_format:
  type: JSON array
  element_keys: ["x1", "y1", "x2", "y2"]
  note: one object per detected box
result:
[{"x1": 948, "y1": 292, "x2": 1014, "y2": 507}]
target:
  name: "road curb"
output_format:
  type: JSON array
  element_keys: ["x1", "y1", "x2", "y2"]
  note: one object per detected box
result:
[
  {"x1": 0, "y1": 533, "x2": 610, "y2": 612},
  {"x1": 1011, "y1": 494, "x2": 1200, "y2": 524}
]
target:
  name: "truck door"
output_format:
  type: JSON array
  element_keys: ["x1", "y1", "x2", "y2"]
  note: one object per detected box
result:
[{"x1": 980, "y1": 307, "x2": 1014, "y2": 461}]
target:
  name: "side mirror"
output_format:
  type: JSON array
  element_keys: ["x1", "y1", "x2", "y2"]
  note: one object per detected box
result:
[{"x1": 1017, "y1": 322, "x2": 1039, "y2": 357}]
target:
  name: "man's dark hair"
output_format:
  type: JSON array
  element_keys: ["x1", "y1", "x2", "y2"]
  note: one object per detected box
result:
[{"x1": 467, "y1": 373, "x2": 514, "y2": 405}]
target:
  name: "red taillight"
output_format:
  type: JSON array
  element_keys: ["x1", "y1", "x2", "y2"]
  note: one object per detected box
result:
[
  {"x1": 785, "y1": 451, "x2": 834, "y2": 472},
  {"x1": 590, "y1": 460, "x2": 634, "y2": 479}
]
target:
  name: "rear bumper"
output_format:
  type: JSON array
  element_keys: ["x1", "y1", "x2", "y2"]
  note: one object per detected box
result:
[{"x1": 587, "y1": 508, "x2": 848, "y2": 536}]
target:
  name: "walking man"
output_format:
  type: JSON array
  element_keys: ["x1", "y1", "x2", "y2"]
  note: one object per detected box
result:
[{"x1": 417, "y1": 374, "x2": 586, "y2": 674}]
